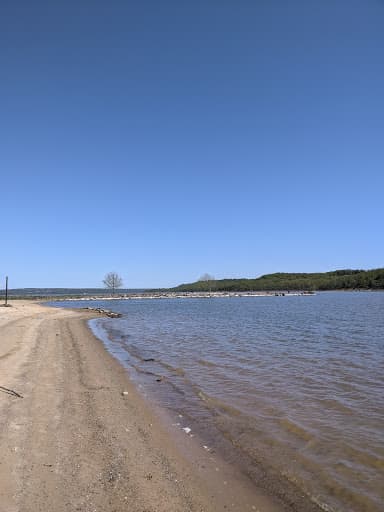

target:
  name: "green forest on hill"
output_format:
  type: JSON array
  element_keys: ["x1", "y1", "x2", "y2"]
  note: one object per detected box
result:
[{"x1": 171, "y1": 268, "x2": 384, "y2": 292}]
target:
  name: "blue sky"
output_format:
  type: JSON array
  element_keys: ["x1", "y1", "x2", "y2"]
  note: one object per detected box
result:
[{"x1": 1, "y1": 0, "x2": 383, "y2": 288}]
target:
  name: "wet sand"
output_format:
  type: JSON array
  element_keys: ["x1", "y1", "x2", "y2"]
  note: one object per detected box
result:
[{"x1": 0, "y1": 301, "x2": 320, "y2": 512}]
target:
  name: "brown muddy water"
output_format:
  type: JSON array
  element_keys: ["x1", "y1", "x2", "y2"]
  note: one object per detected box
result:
[{"x1": 53, "y1": 292, "x2": 384, "y2": 512}]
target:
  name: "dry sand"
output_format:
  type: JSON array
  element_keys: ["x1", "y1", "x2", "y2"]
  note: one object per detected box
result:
[{"x1": 0, "y1": 301, "x2": 317, "y2": 512}]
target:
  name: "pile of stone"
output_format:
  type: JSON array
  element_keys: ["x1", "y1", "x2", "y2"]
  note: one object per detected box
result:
[{"x1": 83, "y1": 307, "x2": 122, "y2": 318}]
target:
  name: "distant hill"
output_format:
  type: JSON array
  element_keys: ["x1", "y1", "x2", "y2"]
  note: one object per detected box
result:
[{"x1": 170, "y1": 268, "x2": 384, "y2": 292}]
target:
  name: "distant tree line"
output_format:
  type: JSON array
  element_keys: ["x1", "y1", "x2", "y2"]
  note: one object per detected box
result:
[{"x1": 170, "y1": 268, "x2": 384, "y2": 292}]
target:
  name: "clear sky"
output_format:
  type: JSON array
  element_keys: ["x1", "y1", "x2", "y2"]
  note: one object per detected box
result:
[{"x1": 1, "y1": 0, "x2": 383, "y2": 288}]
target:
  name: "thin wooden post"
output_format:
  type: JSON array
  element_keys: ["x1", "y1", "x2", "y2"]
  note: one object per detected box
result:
[{"x1": 5, "y1": 276, "x2": 8, "y2": 306}]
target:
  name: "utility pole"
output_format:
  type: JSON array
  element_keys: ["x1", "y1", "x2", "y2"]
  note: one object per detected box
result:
[{"x1": 5, "y1": 276, "x2": 8, "y2": 306}]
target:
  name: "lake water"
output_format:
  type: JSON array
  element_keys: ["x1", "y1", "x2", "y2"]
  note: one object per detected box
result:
[{"x1": 52, "y1": 292, "x2": 384, "y2": 512}]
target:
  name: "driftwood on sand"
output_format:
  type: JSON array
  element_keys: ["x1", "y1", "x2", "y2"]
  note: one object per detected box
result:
[{"x1": 0, "y1": 386, "x2": 23, "y2": 398}]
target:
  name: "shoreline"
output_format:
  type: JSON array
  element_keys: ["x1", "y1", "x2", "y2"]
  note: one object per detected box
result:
[
  {"x1": 3, "y1": 290, "x2": 317, "y2": 301},
  {"x1": 0, "y1": 301, "x2": 322, "y2": 512}
]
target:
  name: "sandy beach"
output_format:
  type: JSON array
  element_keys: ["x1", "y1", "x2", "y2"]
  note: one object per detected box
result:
[{"x1": 0, "y1": 301, "x2": 320, "y2": 512}]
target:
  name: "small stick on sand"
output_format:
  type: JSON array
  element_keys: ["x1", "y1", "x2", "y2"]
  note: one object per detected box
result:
[{"x1": 0, "y1": 386, "x2": 24, "y2": 399}]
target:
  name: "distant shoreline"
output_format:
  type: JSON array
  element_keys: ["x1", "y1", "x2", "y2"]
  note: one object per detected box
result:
[
  {"x1": 56, "y1": 290, "x2": 316, "y2": 301},
  {"x1": 3, "y1": 290, "x2": 317, "y2": 301},
  {"x1": 3, "y1": 268, "x2": 383, "y2": 299},
  {"x1": 4, "y1": 288, "x2": 384, "y2": 301}
]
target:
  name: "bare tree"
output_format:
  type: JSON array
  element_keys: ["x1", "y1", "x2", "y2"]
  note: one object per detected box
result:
[
  {"x1": 198, "y1": 273, "x2": 215, "y2": 295},
  {"x1": 103, "y1": 272, "x2": 123, "y2": 295},
  {"x1": 199, "y1": 273, "x2": 214, "y2": 282}
]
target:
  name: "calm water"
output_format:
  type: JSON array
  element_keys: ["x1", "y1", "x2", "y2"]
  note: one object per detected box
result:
[{"x1": 53, "y1": 292, "x2": 384, "y2": 512}]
